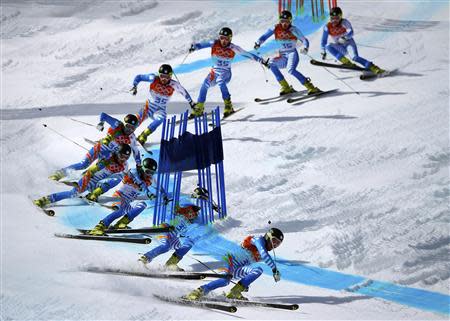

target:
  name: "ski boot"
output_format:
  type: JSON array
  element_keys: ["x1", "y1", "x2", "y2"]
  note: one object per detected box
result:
[
  {"x1": 89, "y1": 221, "x2": 106, "y2": 236},
  {"x1": 138, "y1": 254, "x2": 151, "y2": 265},
  {"x1": 112, "y1": 215, "x2": 131, "y2": 229},
  {"x1": 86, "y1": 187, "x2": 104, "y2": 202},
  {"x1": 368, "y1": 63, "x2": 385, "y2": 75},
  {"x1": 338, "y1": 56, "x2": 358, "y2": 68},
  {"x1": 226, "y1": 281, "x2": 248, "y2": 301},
  {"x1": 223, "y1": 98, "x2": 235, "y2": 118},
  {"x1": 137, "y1": 128, "x2": 152, "y2": 145},
  {"x1": 183, "y1": 287, "x2": 205, "y2": 301},
  {"x1": 303, "y1": 79, "x2": 321, "y2": 95},
  {"x1": 279, "y1": 79, "x2": 295, "y2": 95},
  {"x1": 33, "y1": 196, "x2": 51, "y2": 208},
  {"x1": 189, "y1": 102, "x2": 204, "y2": 119},
  {"x1": 165, "y1": 253, "x2": 185, "y2": 271},
  {"x1": 48, "y1": 170, "x2": 65, "y2": 181}
]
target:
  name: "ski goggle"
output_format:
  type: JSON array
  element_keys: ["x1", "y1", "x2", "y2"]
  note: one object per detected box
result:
[
  {"x1": 124, "y1": 123, "x2": 137, "y2": 131},
  {"x1": 142, "y1": 167, "x2": 155, "y2": 175},
  {"x1": 270, "y1": 236, "x2": 282, "y2": 248},
  {"x1": 330, "y1": 15, "x2": 341, "y2": 21},
  {"x1": 219, "y1": 35, "x2": 231, "y2": 41},
  {"x1": 279, "y1": 18, "x2": 291, "y2": 24},
  {"x1": 159, "y1": 73, "x2": 172, "y2": 80}
]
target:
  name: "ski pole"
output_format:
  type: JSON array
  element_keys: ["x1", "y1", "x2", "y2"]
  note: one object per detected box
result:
[
  {"x1": 67, "y1": 117, "x2": 96, "y2": 128},
  {"x1": 186, "y1": 254, "x2": 236, "y2": 284},
  {"x1": 306, "y1": 53, "x2": 360, "y2": 95},
  {"x1": 256, "y1": 50, "x2": 269, "y2": 83},
  {"x1": 180, "y1": 51, "x2": 190, "y2": 65},
  {"x1": 43, "y1": 124, "x2": 89, "y2": 151}
]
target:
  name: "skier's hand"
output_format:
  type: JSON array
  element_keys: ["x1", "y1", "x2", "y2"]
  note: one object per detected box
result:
[
  {"x1": 96, "y1": 121, "x2": 104, "y2": 132},
  {"x1": 338, "y1": 37, "x2": 347, "y2": 44},
  {"x1": 163, "y1": 195, "x2": 170, "y2": 205},
  {"x1": 272, "y1": 268, "x2": 281, "y2": 282},
  {"x1": 147, "y1": 192, "x2": 156, "y2": 200},
  {"x1": 189, "y1": 101, "x2": 197, "y2": 109},
  {"x1": 261, "y1": 58, "x2": 270, "y2": 68},
  {"x1": 300, "y1": 47, "x2": 309, "y2": 55},
  {"x1": 130, "y1": 85, "x2": 138, "y2": 96},
  {"x1": 189, "y1": 44, "x2": 196, "y2": 53},
  {"x1": 254, "y1": 42, "x2": 261, "y2": 50},
  {"x1": 321, "y1": 50, "x2": 327, "y2": 60}
]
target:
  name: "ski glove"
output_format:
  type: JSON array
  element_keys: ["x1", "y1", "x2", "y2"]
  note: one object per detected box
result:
[
  {"x1": 147, "y1": 192, "x2": 156, "y2": 200},
  {"x1": 261, "y1": 58, "x2": 270, "y2": 68},
  {"x1": 189, "y1": 101, "x2": 197, "y2": 109},
  {"x1": 321, "y1": 50, "x2": 327, "y2": 60},
  {"x1": 163, "y1": 195, "x2": 170, "y2": 205},
  {"x1": 300, "y1": 47, "x2": 309, "y2": 55},
  {"x1": 130, "y1": 86, "x2": 138, "y2": 96},
  {"x1": 96, "y1": 121, "x2": 105, "y2": 132},
  {"x1": 337, "y1": 37, "x2": 348, "y2": 44},
  {"x1": 272, "y1": 268, "x2": 281, "y2": 282},
  {"x1": 254, "y1": 42, "x2": 261, "y2": 50},
  {"x1": 189, "y1": 44, "x2": 196, "y2": 53}
]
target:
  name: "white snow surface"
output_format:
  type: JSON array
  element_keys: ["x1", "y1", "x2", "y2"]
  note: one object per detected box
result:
[{"x1": 1, "y1": 0, "x2": 449, "y2": 320}]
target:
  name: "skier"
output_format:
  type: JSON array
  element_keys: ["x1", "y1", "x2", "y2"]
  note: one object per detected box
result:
[
  {"x1": 184, "y1": 228, "x2": 284, "y2": 301},
  {"x1": 321, "y1": 7, "x2": 385, "y2": 74},
  {"x1": 33, "y1": 144, "x2": 132, "y2": 209},
  {"x1": 138, "y1": 202, "x2": 202, "y2": 271},
  {"x1": 189, "y1": 27, "x2": 267, "y2": 118},
  {"x1": 88, "y1": 158, "x2": 160, "y2": 235},
  {"x1": 130, "y1": 64, "x2": 196, "y2": 144},
  {"x1": 254, "y1": 10, "x2": 320, "y2": 95},
  {"x1": 49, "y1": 113, "x2": 141, "y2": 189}
]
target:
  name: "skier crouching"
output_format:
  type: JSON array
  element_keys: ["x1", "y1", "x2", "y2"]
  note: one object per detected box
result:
[
  {"x1": 184, "y1": 228, "x2": 284, "y2": 301},
  {"x1": 139, "y1": 203, "x2": 202, "y2": 271},
  {"x1": 321, "y1": 7, "x2": 385, "y2": 75},
  {"x1": 33, "y1": 144, "x2": 132, "y2": 209},
  {"x1": 88, "y1": 158, "x2": 161, "y2": 235}
]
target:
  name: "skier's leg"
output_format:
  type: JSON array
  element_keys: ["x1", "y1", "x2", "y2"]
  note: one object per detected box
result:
[
  {"x1": 348, "y1": 40, "x2": 385, "y2": 73},
  {"x1": 86, "y1": 175, "x2": 121, "y2": 202},
  {"x1": 286, "y1": 51, "x2": 320, "y2": 94},
  {"x1": 48, "y1": 188, "x2": 78, "y2": 204},
  {"x1": 137, "y1": 117, "x2": 164, "y2": 144},
  {"x1": 327, "y1": 43, "x2": 356, "y2": 67},
  {"x1": 218, "y1": 71, "x2": 234, "y2": 116},
  {"x1": 185, "y1": 266, "x2": 232, "y2": 300},
  {"x1": 142, "y1": 236, "x2": 172, "y2": 262},
  {"x1": 89, "y1": 202, "x2": 129, "y2": 235},
  {"x1": 226, "y1": 266, "x2": 263, "y2": 300},
  {"x1": 270, "y1": 55, "x2": 294, "y2": 94},
  {"x1": 191, "y1": 71, "x2": 216, "y2": 117}
]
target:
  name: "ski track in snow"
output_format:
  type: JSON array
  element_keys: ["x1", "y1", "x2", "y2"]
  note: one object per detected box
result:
[{"x1": 1, "y1": 0, "x2": 449, "y2": 320}]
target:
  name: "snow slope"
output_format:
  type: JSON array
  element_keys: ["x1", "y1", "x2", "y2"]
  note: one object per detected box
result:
[{"x1": 1, "y1": 0, "x2": 449, "y2": 320}]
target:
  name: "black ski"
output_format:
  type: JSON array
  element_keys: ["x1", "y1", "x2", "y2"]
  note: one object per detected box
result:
[
  {"x1": 154, "y1": 294, "x2": 237, "y2": 313},
  {"x1": 29, "y1": 196, "x2": 55, "y2": 216},
  {"x1": 208, "y1": 297, "x2": 299, "y2": 310},
  {"x1": 254, "y1": 90, "x2": 308, "y2": 103},
  {"x1": 83, "y1": 267, "x2": 229, "y2": 280},
  {"x1": 54, "y1": 233, "x2": 151, "y2": 244},
  {"x1": 310, "y1": 59, "x2": 365, "y2": 71},
  {"x1": 77, "y1": 226, "x2": 174, "y2": 235},
  {"x1": 360, "y1": 69, "x2": 396, "y2": 80},
  {"x1": 79, "y1": 196, "x2": 118, "y2": 210},
  {"x1": 287, "y1": 89, "x2": 339, "y2": 103}
]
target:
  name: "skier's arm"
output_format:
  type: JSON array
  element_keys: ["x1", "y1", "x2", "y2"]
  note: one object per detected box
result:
[
  {"x1": 132, "y1": 73, "x2": 156, "y2": 87},
  {"x1": 99, "y1": 112, "x2": 121, "y2": 129},
  {"x1": 251, "y1": 237, "x2": 277, "y2": 270},
  {"x1": 171, "y1": 81, "x2": 194, "y2": 104},
  {"x1": 191, "y1": 41, "x2": 214, "y2": 51},
  {"x1": 255, "y1": 28, "x2": 275, "y2": 47},
  {"x1": 291, "y1": 26, "x2": 309, "y2": 49},
  {"x1": 130, "y1": 135, "x2": 141, "y2": 166},
  {"x1": 341, "y1": 19, "x2": 354, "y2": 39},
  {"x1": 321, "y1": 25, "x2": 329, "y2": 50},
  {"x1": 231, "y1": 44, "x2": 264, "y2": 63}
]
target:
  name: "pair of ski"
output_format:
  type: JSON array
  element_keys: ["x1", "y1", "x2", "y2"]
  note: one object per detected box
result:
[
  {"x1": 154, "y1": 294, "x2": 299, "y2": 313},
  {"x1": 310, "y1": 59, "x2": 394, "y2": 80},
  {"x1": 254, "y1": 88, "x2": 339, "y2": 105},
  {"x1": 54, "y1": 226, "x2": 174, "y2": 244}
]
